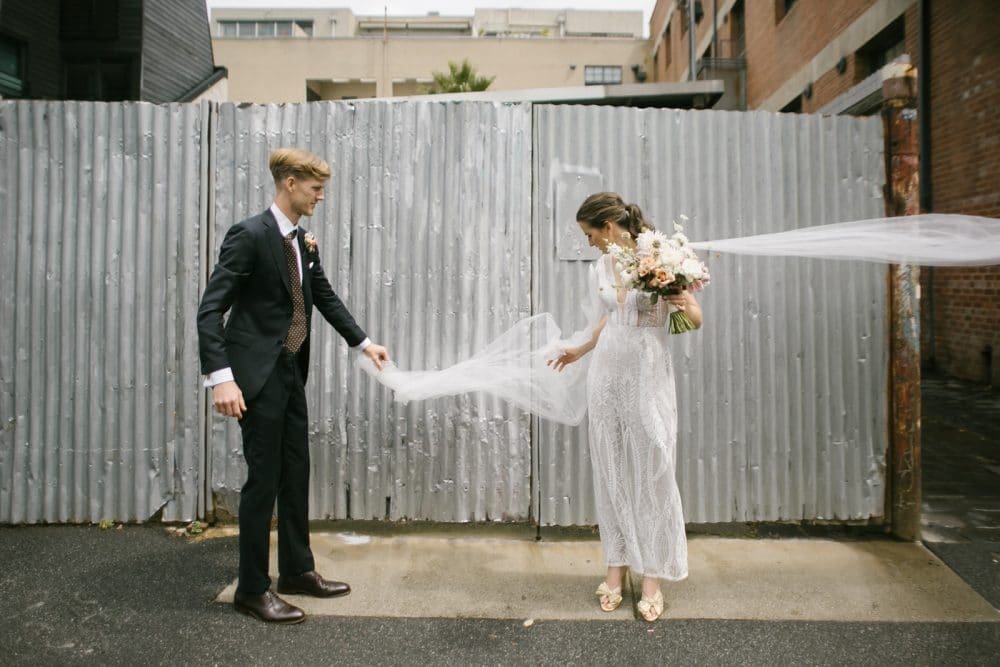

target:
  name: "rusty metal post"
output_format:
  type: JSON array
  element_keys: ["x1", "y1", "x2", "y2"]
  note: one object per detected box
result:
[{"x1": 881, "y1": 64, "x2": 921, "y2": 541}]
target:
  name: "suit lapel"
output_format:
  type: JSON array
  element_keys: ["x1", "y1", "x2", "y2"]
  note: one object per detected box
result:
[
  {"x1": 298, "y1": 228, "x2": 313, "y2": 313},
  {"x1": 262, "y1": 208, "x2": 293, "y2": 298}
]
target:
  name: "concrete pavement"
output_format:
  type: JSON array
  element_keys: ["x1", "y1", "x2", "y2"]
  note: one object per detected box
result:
[
  {"x1": 2, "y1": 524, "x2": 999, "y2": 666},
  {"x1": 212, "y1": 528, "x2": 998, "y2": 623}
]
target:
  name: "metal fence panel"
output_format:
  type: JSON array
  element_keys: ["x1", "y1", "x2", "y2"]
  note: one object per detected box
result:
[
  {"x1": 1, "y1": 99, "x2": 888, "y2": 527},
  {"x1": 209, "y1": 101, "x2": 533, "y2": 522},
  {"x1": 532, "y1": 105, "x2": 887, "y2": 525},
  {"x1": 0, "y1": 101, "x2": 206, "y2": 523}
]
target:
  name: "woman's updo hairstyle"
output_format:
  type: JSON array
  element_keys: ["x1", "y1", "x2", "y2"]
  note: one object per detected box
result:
[{"x1": 576, "y1": 192, "x2": 654, "y2": 241}]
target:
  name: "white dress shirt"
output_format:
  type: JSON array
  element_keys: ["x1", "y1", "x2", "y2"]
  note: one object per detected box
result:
[{"x1": 205, "y1": 203, "x2": 370, "y2": 388}]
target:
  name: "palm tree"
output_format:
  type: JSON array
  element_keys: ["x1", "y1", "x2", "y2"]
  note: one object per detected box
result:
[{"x1": 428, "y1": 59, "x2": 495, "y2": 94}]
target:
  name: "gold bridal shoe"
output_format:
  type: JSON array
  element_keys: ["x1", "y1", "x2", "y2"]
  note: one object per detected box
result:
[
  {"x1": 595, "y1": 582, "x2": 623, "y2": 612},
  {"x1": 637, "y1": 590, "x2": 664, "y2": 622}
]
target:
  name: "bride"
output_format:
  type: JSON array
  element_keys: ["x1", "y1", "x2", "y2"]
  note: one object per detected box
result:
[
  {"x1": 361, "y1": 196, "x2": 998, "y2": 621},
  {"x1": 549, "y1": 192, "x2": 702, "y2": 622}
]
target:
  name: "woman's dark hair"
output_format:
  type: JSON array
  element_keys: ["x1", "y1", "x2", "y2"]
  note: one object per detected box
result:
[{"x1": 576, "y1": 192, "x2": 653, "y2": 240}]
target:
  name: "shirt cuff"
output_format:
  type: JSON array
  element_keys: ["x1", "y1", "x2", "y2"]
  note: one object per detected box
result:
[
  {"x1": 351, "y1": 338, "x2": 371, "y2": 353},
  {"x1": 204, "y1": 367, "x2": 235, "y2": 387}
]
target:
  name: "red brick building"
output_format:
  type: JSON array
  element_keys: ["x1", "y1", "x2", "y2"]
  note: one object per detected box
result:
[{"x1": 650, "y1": 0, "x2": 1000, "y2": 383}]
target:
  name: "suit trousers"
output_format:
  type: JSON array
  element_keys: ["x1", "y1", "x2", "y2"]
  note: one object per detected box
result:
[{"x1": 237, "y1": 349, "x2": 315, "y2": 594}]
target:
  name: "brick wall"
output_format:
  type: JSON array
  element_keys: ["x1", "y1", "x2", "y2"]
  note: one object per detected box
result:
[
  {"x1": 803, "y1": 53, "x2": 867, "y2": 113},
  {"x1": 648, "y1": 0, "x2": 1000, "y2": 383},
  {"x1": 744, "y1": 0, "x2": 876, "y2": 109},
  {"x1": 650, "y1": 0, "x2": 730, "y2": 82},
  {"x1": 913, "y1": 0, "x2": 1000, "y2": 383}
]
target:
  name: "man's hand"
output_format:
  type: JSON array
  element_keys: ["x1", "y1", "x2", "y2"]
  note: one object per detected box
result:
[
  {"x1": 213, "y1": 381, "x2": 247, "y2": 419},
  {"x1": 363, "y1": 343, "x2": 391, "y2": 371}
]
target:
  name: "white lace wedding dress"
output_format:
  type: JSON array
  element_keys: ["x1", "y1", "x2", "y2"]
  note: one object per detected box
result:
[{"x1": 587, "y1": 253, "x2": 688, "y2": 581}]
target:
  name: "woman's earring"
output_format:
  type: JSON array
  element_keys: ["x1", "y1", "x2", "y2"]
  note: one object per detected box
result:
[{"x1": 619, "y1": 230, "x2": 630, "y2": 241}]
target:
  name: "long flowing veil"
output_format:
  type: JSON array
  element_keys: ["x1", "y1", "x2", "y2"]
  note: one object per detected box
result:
[
  {"x1": 687, "y1": 214, "x2": 1000, "y2": 265},
  {"x1": 360, "y1": 214, "x2": 1000, "y2": 424}
]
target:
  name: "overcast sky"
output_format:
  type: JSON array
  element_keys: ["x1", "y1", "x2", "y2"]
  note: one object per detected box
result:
[{"x1": 205, "y1": 1, "x2": 655, "y2": 36}]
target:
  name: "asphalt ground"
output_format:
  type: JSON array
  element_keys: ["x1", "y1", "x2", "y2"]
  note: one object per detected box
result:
[
  {"x1": 921, "y1": 374, "x2": 1000, "y2": 611},
  {"x1": 1, "y1": 525, "x2": 998, "y2": 666},
  {"x1": 2, "y1": 375, "x2": 997, "y2": 665}
]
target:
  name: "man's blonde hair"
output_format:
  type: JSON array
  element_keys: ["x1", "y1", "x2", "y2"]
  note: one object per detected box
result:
[{"x1": 269, "y1": 148, "x2": 331, "y2": 184}]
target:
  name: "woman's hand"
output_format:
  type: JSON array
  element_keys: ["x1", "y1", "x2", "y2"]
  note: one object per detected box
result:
[
  {"x1": 547, "y1": 346, "x2": 584, "y2": 372},
  {"x1": 666, "y1": 289, "x2": 703, "y2": 329}
]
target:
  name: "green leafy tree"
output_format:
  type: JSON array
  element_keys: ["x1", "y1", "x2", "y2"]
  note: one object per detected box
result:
[{"x1": 428, "y1": 59, "x2": 495, "y2": 93}]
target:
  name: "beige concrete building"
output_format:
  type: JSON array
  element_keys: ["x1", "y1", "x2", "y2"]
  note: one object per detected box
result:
[{"x1": 210, "y1": 7, "x2": 649, "y2": 103}]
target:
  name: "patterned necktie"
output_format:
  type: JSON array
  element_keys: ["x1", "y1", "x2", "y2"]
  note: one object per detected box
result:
[{"x1": 282, "y1": 230, "x2": 307, "y2": 353}]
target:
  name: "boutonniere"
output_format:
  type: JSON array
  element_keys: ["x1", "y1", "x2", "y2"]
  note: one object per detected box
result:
[{"x1": 303, "y1": 232, "x2": 318, "y2": 254}]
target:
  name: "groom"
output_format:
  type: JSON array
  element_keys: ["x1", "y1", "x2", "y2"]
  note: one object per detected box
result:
[{"x1": 197, "y1": 148, "x2": 390, "y2": 624}]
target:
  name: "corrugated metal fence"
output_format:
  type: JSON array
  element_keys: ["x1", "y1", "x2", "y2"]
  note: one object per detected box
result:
[
  {"x1": 0, "y1": 99, "x2": 887, "y2": 526},
  {"x1": 209, "y1": 102, "x2": 534, "y2": 521},
  {"x1": 0, "y1": 101, "x2": 207, "y2": 523},
  {"x1": 533, "y1": 106, "x2": 886, "y2": 525}
]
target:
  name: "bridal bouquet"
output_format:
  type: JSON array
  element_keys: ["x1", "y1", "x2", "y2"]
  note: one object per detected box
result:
[{"x1": 607, "y1": 217, "x2": 710, "y2": 334}]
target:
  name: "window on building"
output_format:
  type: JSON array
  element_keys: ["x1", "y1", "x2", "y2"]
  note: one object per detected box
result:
[
  {"x1": 731, "y1": 0, "x2": 746, "y2": 57},
  {"x1": 584, "y1": 65, "x2": 623, "y2": 85},
  {"x1": 662, "y1": 24, "x2": 672, "y2": 70},
  {"x1": 780, "y1": 94, "x2": 802, "y2": 113},
  {"x1": 775, "y1": 0, "x2": 798, "y2": 23},
  {"x1": 0, "y1": 36, "x2": 26, "y2": 97},
  {"x1": 64, "y1": 58, "x2": 137, "y2": 101},
  {"x1": 679, "y1": 0, "x2": 704, "y2": 36},
  {"x1": 856, "y1": 17, "x2": 906, "y2": 78},
  {"x1": 218, "y1": 20, "x2": 314, "y2": 38}
]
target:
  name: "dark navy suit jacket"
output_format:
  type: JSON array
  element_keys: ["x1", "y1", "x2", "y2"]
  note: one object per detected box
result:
[{"x1": 197, "y1": 208, "x2": 366, "y2": 400}]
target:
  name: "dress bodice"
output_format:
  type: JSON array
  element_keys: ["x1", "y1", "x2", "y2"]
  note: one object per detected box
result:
[{"x1": 594, "y1": 254, "x2": 671, "y2": 328}]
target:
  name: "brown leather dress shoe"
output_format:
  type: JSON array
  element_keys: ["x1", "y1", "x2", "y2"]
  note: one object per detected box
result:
[
  {"x1": 276, "y1": 570, "x2": 351, "y2": 598},
  {"x1": 233, "y1": 590, "x2": 305, "y2": 624}
]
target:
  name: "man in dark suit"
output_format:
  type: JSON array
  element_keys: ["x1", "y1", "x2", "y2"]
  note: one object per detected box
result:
[{"x1": 197, "y1": 148, "x2": 390, "y2": 624}]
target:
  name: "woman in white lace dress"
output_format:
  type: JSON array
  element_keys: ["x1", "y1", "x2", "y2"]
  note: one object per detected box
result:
[{"x1": 550, "y1": 192, "x2": 702, "y2": 622}]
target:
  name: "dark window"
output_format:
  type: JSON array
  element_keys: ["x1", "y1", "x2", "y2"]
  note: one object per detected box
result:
[
  {"x1": 257, "y1": 22, "x2": 275, "y2": 37},
  {"x1": 60, "y1": 0, "x2": 120, "y2": 41},
  {"x1": 295, "y1": 21, "x2": 314, "y2": 37},
  {"x1": 780, "y1": 95, "x2": 802, "y2": 113},
  {"x1": 237, "y1": 21, "x2": 256, "y2": 37},
  {"x1": 775, "y1": 0, "x2": 798, "y2": 23},
  {"x1": 65, "y1": 59, "x2": 136, "y2": 101},
  {"x1": 276, "y1": 21, "x2": 293, "y2": 36},
  {"x1": 731, "y1": 0, "x2": 746, "y2": 57},
  {"x1": 662, "y1": 23, "x2": 672, "y2": 70},
  {"x1": 219, "y1": 21, "x2": 238, "y2": 37},
  {"x1": 856, "y1": 16, "x2": 906, "y2": 78},
  {"x1": 584, "y1": 65, "x2": 623, "y2": 85},
  {"x1": 0, "y1": 36, "x2": 26, "y2": 97}
]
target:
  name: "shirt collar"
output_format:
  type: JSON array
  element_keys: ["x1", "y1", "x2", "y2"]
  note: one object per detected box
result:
[{"x1": 270, "y1": 203, "x2": 298, "y2": 239}]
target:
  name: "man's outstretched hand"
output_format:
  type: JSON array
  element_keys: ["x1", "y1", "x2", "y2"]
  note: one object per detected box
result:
[
  {"x1": 213, "y1": 381, "x2": 247, "y2": 419},
  {"x1": 364, "y1": 343, "x2": 391, "y2": 371}
]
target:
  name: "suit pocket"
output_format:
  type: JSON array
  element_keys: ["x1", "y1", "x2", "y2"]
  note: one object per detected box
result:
[{"x1": 225, "y1": 327, "x2": 256, "y2": 347}]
